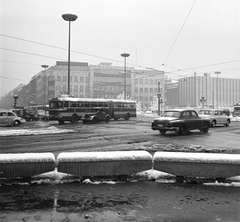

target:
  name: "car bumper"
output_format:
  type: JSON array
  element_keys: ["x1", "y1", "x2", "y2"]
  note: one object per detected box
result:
[{"x1": 151, "y1": 123, "x2": 178, "y2": 131}]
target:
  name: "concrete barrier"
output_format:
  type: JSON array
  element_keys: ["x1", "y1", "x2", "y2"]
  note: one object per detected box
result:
[
  {"x1": 0, "y1": 153, "x2": 55, "y2": 179},
  {"x1": 57, "y1": 151, "x2": 152, "y2": 177},
  {"x1": 153, "y1": 152, "x2": 240, "y2": 180}
]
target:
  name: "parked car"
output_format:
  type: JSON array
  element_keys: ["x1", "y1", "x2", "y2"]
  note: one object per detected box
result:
[
  {"x1": 0, "y1": 109, "x2": 26, "y2": 127},
  {"x1": 151, "y1": 109, "x2": 210, "y2": 135},
  {"x1": 82, "y1": 108, "x2": 111, "y2": 124},
  {"x1": 198, "y1": 109, "x2": 231, "y2": 127}
]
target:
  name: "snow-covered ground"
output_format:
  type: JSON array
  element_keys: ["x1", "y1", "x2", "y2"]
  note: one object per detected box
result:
[{"x1": 0, "y1": 126, "x2": 74, "y2": 136}]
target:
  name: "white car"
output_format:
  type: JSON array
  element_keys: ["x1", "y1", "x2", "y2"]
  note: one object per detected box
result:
[
  {"x1": 198, "y1": 109, "x2": 231, "y2": 127},
  {"x1": 0, "y1": 109, "x2": 26, "y2": 127}
]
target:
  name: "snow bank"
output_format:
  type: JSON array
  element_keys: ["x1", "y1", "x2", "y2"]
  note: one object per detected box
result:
[
  {"x1": 0, "y1": 126, "x2": 74, "y2": 136},
  {"x1": 57, "y1": 151, "x2": 152, "y2": 177},
  {"x1": 153, "y1": 152, "x2": 240, "y2": 179},
  {"x1": 0, "y1": 153, "x2": 55, "y2": 179}
]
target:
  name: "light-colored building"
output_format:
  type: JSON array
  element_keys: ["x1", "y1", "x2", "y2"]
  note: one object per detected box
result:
[
  {"x1": 0, "y1": 61, "x2": 165, "y2": 109},
  {"x1": 178, "y1": 73, "x2": 240, "y2": 108}
]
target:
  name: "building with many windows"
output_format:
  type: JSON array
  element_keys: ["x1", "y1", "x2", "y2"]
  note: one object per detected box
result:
[
  {"x1": 0, "y1": 61, "x2": 165, "y2": 110},
  {"x1": 177, "y1": 73, "x2": 240, "y2": 108}
]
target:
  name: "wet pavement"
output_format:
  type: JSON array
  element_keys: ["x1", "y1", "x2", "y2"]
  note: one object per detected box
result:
[{"x1": 0, "y1": 180, "x2": 240, "y2": 222}]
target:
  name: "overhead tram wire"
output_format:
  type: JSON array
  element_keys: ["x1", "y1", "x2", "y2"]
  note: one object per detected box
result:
[
  {"x1": 1, "y1": 33, "x2": 240, "y2": 77},
  {"x1": 161, "y1": 0, "x2": 197, "y2": 66}
]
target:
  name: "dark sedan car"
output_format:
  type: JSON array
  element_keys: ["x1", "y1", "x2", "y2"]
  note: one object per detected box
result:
[{"x1": 151, "y1": 109, "x2": 210, "y2": 135}]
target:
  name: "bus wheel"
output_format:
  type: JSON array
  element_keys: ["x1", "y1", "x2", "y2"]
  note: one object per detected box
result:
[
  {"x1": 71, "y1": 114, "x2": 78, "y2": 123},
  {"x1": 58, "y1": 120, "x2": 64, "y2": 124},
  {"x1": 105, "y1": 116, "x2": 110, "y2": 123},
  {"x1": 125, "y1": 113, "x2": 130, "y2": 120}
]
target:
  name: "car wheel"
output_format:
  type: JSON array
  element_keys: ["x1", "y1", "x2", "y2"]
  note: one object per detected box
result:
[
  {"x1": 124, "y1": 113, "x2": 130, "y2": 120},
  {"x1": 93, "y1": 117, "x2": 99, "y2": 124},
  {"x1": 105, "y1": 116, "x2": 110, "y2": 123},
  {"x1": 211, "y1": 120, "x2": 216, "y2": 127},
  {"x1": 71, "y1": 114, "x2": 78, "y2": 123},
  {"x1": 225, "y1": 120, "x2": 230, "y2": 127},
  {"x1": 201, "y1": 124, "x2": 209, "y2": 133},
  {"x1": 159, "y1": 129, "x2": 167, "y2": 135},
  {"x1": 13, "y1": 120, "x2": 21, "y2": 127},
  {"x1": 178, "y1": 125, "x2": 186, "y2": 135},
  {"x1": 58, "y1": 120, "x2": 64, "y2": 124}
]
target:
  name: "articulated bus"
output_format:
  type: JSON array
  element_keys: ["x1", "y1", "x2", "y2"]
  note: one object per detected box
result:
[
  {"x1": 233, "y1": 102, "x2": 240, "y2": 116},
  {"x1": 49, "y1": 96, "x2": 137, "y2": 124}
]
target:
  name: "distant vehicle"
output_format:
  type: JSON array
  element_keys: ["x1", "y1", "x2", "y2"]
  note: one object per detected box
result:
[
  {"x1": 233, "y1": 102, "x2": 240, "y2": 116},
  {"x1": 0, "y1": 109, "x2": 26, "y2": 127},
  {"x1": 13, "y1": 105, "x2": 49, "y2": 121},
  {"x1": 198, "y1": 109, "x2": 231, "y2": 127},
  {"x1": 151, "y1": 109, "x2": 210, "y2": 135},
  {"x1": 49, "y1": 96, "x2": 136, "y2": 124},
  {"x1": 82, "y1": 108, "x2": 111, "y2": 124}
]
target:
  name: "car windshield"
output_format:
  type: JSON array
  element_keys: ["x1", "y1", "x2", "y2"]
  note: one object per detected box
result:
[
  {"x1": 199, "y1": 110, "x2": 212, "y2": 115},
  {"x1": 162, "y1": 111, "x2": 180, "y2": 118}
]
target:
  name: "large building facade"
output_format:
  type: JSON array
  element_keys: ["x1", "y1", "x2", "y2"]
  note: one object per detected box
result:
[
  {"x1": 178, "y1": 73, "x2": 240, "y2": 108},
  {"x1": 0, "y1": 61, "x2": 165, "y2": 110}
]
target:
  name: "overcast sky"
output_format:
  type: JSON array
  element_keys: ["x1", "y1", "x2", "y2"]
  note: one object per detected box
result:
[{"x1": 1, "y1": 0, "x2": 240, "y2": 97}]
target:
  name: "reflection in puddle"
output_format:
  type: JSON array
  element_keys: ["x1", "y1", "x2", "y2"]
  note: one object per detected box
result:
[{"x1": 0, "y1": 182, "x2": 239, "y2": 221}]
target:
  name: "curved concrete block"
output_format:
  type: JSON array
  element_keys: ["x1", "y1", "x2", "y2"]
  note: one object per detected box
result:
[
  {"x1": 0, "y1": 153, "x2": 55, "y2": 179},
  {"x1": 57, "y1": 151, "x2": 152, "y2": 177},
  {"x1": 153, "y1": 152, "x2": 240, "y2": 179}
]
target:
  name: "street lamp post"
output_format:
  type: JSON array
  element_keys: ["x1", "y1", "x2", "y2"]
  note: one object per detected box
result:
[
  {"x1": 62, "y1": 13, "x2": 78, "y2": 95},
  {"x1": 121, "y1": 53, "x2": 130, "y2": 100},
  {"x1": 41, "y1": 65, "x2": 49, "y2": 105},
  {"x1": 215, "y1": 71, "x2": 221, "y2": 109},
  {"x1": 13, "y1": 95, "x2": 18, "y2": 109}
]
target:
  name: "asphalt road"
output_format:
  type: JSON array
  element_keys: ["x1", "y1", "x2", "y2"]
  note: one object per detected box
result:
[
  {"x1": 0, "y1": 115, "x2": 240, "y2": 158},
  {"x1": 0, "y1": 116, "x2": 240, "y2": 221}
]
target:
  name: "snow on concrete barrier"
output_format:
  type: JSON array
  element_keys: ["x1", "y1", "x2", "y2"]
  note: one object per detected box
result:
[
  {"x1": 0, "y1": 153, "x2": 55, "y2": 179},
  {"x1": 153, "y1": 152, "x2": 240, "y2": 180},
  {"x1": 57, "y1": 151, "x2": 152, "y2": 177}
]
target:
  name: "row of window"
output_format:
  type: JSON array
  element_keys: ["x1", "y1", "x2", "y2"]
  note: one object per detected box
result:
[
  {"x1": 134, "y1": 79, "x2": 162, "y2": 85},
  {"x1": 135, "y1": 88, "x2": 159, "y2": 93},
  {"x1": 51, "y1": 76, "x2": 90, "y2": 82}
]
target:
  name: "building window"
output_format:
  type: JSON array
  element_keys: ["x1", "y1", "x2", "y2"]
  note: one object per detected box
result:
[
  {"x1": 150, "y1": 88, "x2": 153, "y2": 93},
  {"x1": 85, "y1": 77, "x2": 90, "y2": 82},
  {"x1": 57, "y1": 76, "x2": 61, "y2": 81},
  {"x1": 140, "y1": 79, "x2": 143, "y2": 84},
  {"x1": 49, "y1": 76, "x2": 55, "y2": 81},
  {"x1": 145, "y1": 88, "x2": 148, "y2": 93},
  {"x1": 74, "y1": 86, "x2": 78, "y2": 92},
  {"x1": 63, "y1": 76, "x2": 67, "y2": 82},
  {"x1": 150, "y1": 79, "x2": 153, "y2": 85},
  {"x1": 80, "y1": 77, "x2": 84, "y2": 82},
  {"x1": 74, "y1": 76, "x2": 78, "y2": 82},
  {"x1": 140, "y1": 88, "x2": 143, "y2": 93},
  {"x1": 62, "y1": 85, "x2": 67, "y2": 92},
  {"x1": 145, "y1": 79, "x2": 148, "y2": 84},
  {"x1": 135, "y1": 79, "x2": 138, "y2": 84},
  {"x1": 80, "y1": 86, "x2": 84, "y2": 92},
  {"x1": 49, "y1": 85, "x2": 54, "y2": 90},
  {"x1": 134, "y1": 87, "x2": 138, "y2": 93}
]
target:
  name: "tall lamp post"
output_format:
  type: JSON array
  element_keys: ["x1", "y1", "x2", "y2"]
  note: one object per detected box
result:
[
  {"x1": 215, "y1": 71, "x2": 221, "y2": 109},
  {"x1": 41, "y1": 65, "x2": 49, "y2": 105},
  {"x1": 121, "y1": 53, "x2": 130, "y2": 100},
  {"x1": 62, "y1": 13, "x2": 78, "y2": 95}
]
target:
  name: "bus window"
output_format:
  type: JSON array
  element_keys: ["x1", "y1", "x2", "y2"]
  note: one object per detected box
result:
[
  {"x1": 91, "y1": 102, "x2": 98, "y2": 107},
  {"x1": 70, "y1": 102, "x2": 77, "y2": 107},
  {"x1": 85, "y1": 102, "x2": 90, "y2": 107},
  {"x1": 63, "y1": 101, "x2": 69, "y2": 107}
]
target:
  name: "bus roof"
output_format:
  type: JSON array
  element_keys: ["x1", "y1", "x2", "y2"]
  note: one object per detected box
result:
[{"x1": 50, "y1": 97, "x2": 136, "y2": 103}]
